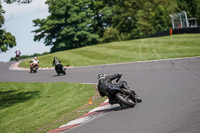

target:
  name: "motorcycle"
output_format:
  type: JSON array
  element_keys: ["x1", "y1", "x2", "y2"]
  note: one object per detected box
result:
[
  {"x1": 15, "y1": 54, "x2": 20, "y2": 61},
  {"x1": 30, "y1": 62, "x2": 39, "y2": 73},
  {"x1": 107, "y1": 77, "x2": 142, "y2": 108},
  {"x1": 55, "y1": 64, "x2": 66, "y2": 76}
]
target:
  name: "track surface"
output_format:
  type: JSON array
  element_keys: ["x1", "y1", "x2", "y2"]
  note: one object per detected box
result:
[{"x1": 1, "y1": 57, "x2": 200, "y2": 133}]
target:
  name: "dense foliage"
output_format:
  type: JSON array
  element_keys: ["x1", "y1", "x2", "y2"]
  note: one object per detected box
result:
[
  {"x1": 34, "y1": 0, "x2": 200, "y2": 52},
  {"x1": 1, "y1": 0, "x2": 200, "y2": 53},
  {"x1": 33, "y1": 0, "x2": 99, "y2": 52}
]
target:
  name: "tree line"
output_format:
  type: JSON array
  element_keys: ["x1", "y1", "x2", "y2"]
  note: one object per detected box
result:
[{"x1": 1, "y1": 0, "x2": 200, "y2": 53}]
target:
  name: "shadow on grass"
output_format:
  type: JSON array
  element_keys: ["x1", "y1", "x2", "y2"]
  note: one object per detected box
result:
[{"x1": 0, "y1": 90, "x2": 40, "y2": 109}]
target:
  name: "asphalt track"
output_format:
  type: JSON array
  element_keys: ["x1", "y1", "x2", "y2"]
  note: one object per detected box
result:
[{"x1": 1, "y1": 57, "x2": 200, "y2": 133}]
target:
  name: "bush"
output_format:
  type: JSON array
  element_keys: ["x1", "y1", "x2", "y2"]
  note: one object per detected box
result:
[{"x1": 101, "y1": 27, "x2": 121, "y2": 43}]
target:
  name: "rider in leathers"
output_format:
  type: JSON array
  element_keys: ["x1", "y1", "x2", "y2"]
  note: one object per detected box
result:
[
  {"x1": 97, "y1": 73, "x2": 141, "y2": 105},
  {"x1": 53, "y1": 57, "x2": 62, "y2": 68}
]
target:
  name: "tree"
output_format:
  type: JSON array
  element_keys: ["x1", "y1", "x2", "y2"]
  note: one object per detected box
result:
[
  {"x1": 90, "y1": 0, "x2": 115, "y2": 37},
  {"x1": 0, "y1": 4, "x2": 16, "y2": 53},
  {"x1": 3, "y1": 0, "x2": 32, "y2": 4},
  {"x1": 0, "y1": 0, "x2": 33, "y2": 53},
  {"x1": 101, "y1": 27, "x2": 120, "y2": 43},
  {"x1": 176, "y1": 0, "x2": 200, "y2": 24},
  {"x1": 176, "y1": 0, "x2": 198, "y2": 17},
  {"x1": 112, "y1": 0, "x2": 137, "y2": 38},
  {"x1": 108, "y1": 0, "x2": 174, "y2": 39},
  {"x1": 32, "y1": 0, "x2": 199, "y2": 52},
  {"x1": 121, "y1": 0, "x2": 175, "y2": 38},
  {"x1": 33, "y1": 0, "x2": 99, "y2": 52}
]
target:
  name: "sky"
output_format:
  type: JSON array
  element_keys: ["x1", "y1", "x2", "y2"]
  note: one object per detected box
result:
[{"x1": 0, "y1": 0, "x2": 51, "y2": 62}]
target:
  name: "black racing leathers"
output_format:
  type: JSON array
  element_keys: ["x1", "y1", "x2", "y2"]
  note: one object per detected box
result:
[
  {"x1": 53, "y1": 58, "x2": 61, "y2": 66},
  {"x1": 97, "y1": 74, "x2": 121, "y2": 97},
  {"x1": 53, "y1": 58, "x2": 63, "y2": 70},
  {"x1": 97, "y1": 73, "x2": 137, "y2": 104}
]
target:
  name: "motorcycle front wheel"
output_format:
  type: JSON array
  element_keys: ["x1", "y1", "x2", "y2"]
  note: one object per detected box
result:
[
  {"x1": 115, "y1": 93, "x2": 135, "y2": 108},
  {"x1": 56, "y1": 70, "x2": 60, "y2": 76}
]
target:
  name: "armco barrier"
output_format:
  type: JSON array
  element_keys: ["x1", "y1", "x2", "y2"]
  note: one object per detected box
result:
[
  {"x1": 173, "y1": 27, "x2": 200, "y2": 34},
  {"x1": 147, "y1": 27, "x2": 200, "y2": 38}
]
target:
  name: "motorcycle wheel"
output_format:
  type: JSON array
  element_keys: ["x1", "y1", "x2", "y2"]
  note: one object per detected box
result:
[
  {"x1": 30, "y1": 67, "x2": 33, "y2": 73},
  {"x1": 33, "y1": 68, "x2": 37, "y2": 73},
  {"x1": 56, "y1": 70, "x2": 60, "y2": 76},
  {"x1": 62, "y1": 69, "x2": 66, "y2": 75},
  {"x1": 115, "y1": 93, "x2": 135, "y2": 108}
]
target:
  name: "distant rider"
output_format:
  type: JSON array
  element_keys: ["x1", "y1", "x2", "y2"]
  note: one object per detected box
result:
[
  {"x1": 15, "y1": 49, "x2": 21, "y2": 58},
  {"x1": 97, "y1": 73, "x2": 142, "y2": 104}
]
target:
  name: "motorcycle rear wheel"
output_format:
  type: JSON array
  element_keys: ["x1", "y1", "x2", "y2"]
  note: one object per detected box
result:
[
  {"x1": 116, "y1": 93, "x2": 135, "y2": 108},
  {"x1": 62, "y1": 69, "x2": 66, "y2": 75}
]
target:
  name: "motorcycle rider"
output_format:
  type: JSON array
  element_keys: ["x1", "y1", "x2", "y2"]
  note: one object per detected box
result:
[
  {"x1": 53, "y1": 57, "x2": 61, "y2": 67},
  {"x1": 53, "y1": 57, "x2": 66, "y2": 75},
  {"x1": 15, "y1": 49, "x2": 21, "y2": 60},
  {"x1": 30, "y1": 57, "x2": 39, "y2": 72},
  {"x1": 31, "y1": 57, "x2": 39, "y2": 64},
  {"x1": 97, "y1": 73, "x2": 142, "y2": 105}
]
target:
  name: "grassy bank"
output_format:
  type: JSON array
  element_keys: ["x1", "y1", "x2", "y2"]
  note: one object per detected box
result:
[
  {"x1": 19, "y1": 34, "x2": 200, "y2": 68},
  {"x1": 0, "y1": 82, "x2": 105, "y2": 133}
]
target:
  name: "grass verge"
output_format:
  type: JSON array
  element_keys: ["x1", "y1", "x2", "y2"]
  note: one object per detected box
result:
[
  {"x1": 0, "y1": 82, "x2": 106, "y2": 133},
  {"x1": 19, "y1": 34, "x2": 200, "y2": 68}
]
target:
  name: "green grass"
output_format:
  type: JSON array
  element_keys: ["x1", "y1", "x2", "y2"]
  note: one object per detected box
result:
[
  {"x1": 0, "y1": 82, "x2": 105, "y2": 133},
  {"x1": 19, "y1": 34, "x2": 200, "y2": 68},
  {"x1": 3, "y1": 34, "x2": 200, "y2": 132}
]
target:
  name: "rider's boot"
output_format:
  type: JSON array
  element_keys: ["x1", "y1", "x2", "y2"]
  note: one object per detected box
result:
[
  {"x1": 108, "y1": 95, "x2": 116, "y2": 105},
  {"x1": 29, "y1": 68, "x2": 32, "y2": 73},
  {"x1": 129, "y1": 89, "x2": 142, "y2": 103},
  {"x1": 134, "y1": 93, "x2": 142, "y2": 103}
]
